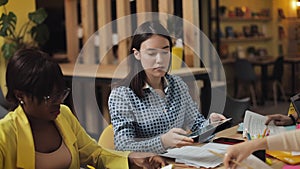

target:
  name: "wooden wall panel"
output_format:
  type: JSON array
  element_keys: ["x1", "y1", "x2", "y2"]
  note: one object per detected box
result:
[
  {"x1": 97, "y1": 0, "x2": 113, "y2": 64},
  {"x1": 116, "y1": 0, "x2": 131, "y2": 63},
  {"x1": 64, "y1": 0, "x2": 79, "y2": 63},
  {"x1": 81, "y1": 0, "x2": 95, "y2": 44},
  {"x1": 64, "y1": 0, "x2": 200, "y2": 65},
  {"x1": 80, "y1": 0, "x2": 95, "y2": 64},
  {"x1": 158, "y1": 0, "x2": 174, "y2": 28},
  {"x1": 183, "y1": 0, "x2": 199, "y2": 67},
  {"x1": 136, "y1": 0, "x2": 152, "y2": 25}
]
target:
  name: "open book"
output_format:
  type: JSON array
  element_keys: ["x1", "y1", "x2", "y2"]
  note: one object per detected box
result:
[{"x1": 243, "y1": 110, "x2": 295, "y2": 138}]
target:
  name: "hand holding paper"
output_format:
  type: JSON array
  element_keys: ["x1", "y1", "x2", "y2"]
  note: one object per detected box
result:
[
  {"x1": 265, "y1": 114, "x2": 295, "y2": 126},
  {"x1": 223, "y1": 138, "x2": 268, "y2": 169},
  {"x1": 209, "y1": 150, "x2": 253, "y2": 169}
]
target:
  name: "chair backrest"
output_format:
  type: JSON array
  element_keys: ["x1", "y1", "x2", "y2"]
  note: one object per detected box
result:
[
  {"x1": 0, "y1": 105, "x2": 8, "y2": 119},
  {"x1": 0, "y1": 87, "x2": 9, "y2": 110},
  {"x1": 98, "y1": 124, "x2": 115, "y2": 149},
  {"x1": 212, "y1": 90, "x2": 250, "y2": 133},
  {"x1": 223, "y1": 96, "x2": 250, "y2": 126},
  {"x1": 234, "y1": 59, "x2": 256, "y2": 82},
  {"x1": 272, "y1": 56, "x2": 284, "y2": 81}
]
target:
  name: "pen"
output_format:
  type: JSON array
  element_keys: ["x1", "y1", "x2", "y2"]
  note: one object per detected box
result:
[
  {"x1": 246, "y1": 131, "x2": 252, "y2": 140},
  {"x1": 262, "y1": 127, "x2": 268, "y2": 137},
  {"x1": 167, "y1": 162, "x2": 196, "y2": 168},
  {"x1": 87, "y1": 165, "x2": 95, "y2": 169},
  {"x1": 265, "y1": 129, "x2": 270, "y2": 136},
  {"x1": 208, "y1": 150, "x2": 254, "y2": 169},
  {"x1": 265, "y1": 157, "x2": 272, "y2": 165}
]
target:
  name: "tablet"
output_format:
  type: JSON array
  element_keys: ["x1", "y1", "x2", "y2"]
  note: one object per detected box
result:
[
  {"x1": 188, "y1": 118, "x2": 232, "y2": 143},
  {"x1": 291, "y1": 93, "x2": 300, "y2": 118}
]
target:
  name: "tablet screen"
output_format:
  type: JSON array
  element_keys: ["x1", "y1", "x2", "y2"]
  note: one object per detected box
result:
[{"x1": 188, "y1": 118, "x2": 232, "y2": 142}]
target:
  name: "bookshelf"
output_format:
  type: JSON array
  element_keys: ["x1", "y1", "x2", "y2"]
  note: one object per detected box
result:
[
  {"x1": 207, "y1": 0, "x2": 280, "y2": 96},
  {"x1": 209, "y1": 0, "x2": 275, "y2": 61}
]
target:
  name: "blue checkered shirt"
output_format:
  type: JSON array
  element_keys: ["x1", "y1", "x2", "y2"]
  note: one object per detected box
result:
[{"x1": 109, "y1": 74, "x2": 208, "y2": 153}]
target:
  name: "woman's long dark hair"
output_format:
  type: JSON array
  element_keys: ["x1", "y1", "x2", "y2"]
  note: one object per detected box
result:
[
  {"x1": 6, "y1": 48, "x2": 66, "y2": 109},
  {"x1": 115, "y1": 21, "x2": 173, "y2": 98}
]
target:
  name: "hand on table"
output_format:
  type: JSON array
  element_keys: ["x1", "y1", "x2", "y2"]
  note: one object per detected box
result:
[
  {"x1": 129, "y1": 152, "x2": 166, "y2": 169},
  {"x1": 161, "y1": 128, "x2": 194, "y2": 149}
]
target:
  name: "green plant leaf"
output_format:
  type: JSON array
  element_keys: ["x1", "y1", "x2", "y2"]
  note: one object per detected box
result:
[
  {"x1": 28, "y1": 8, "x2": 47, "y2": 24},
  {"x1": 1, "y1": 42, "x2": 17, "y2": 60},
  {"x1": 30, "y1": 23, "x2": 49, "y2": 45},
  {"x1": 0, "y1": 12, "x2": 17, "y2": 37},
  {"x1": 0, "y1": 0, "x2": 8, "y2": 6}
]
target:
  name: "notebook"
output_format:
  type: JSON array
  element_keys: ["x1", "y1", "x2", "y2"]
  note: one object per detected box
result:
[{"x1": 266, "y1": 150, "x2": 300, "y2": 165}]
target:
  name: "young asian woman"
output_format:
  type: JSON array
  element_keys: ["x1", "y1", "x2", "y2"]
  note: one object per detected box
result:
[{"x1": 109, "y1": 21, "x2": 226, "y2": 154}]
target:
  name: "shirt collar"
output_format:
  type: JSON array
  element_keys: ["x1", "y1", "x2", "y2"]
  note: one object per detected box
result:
[{"x1": 143, "y1": 77, "x2": 169, "y2": 93}]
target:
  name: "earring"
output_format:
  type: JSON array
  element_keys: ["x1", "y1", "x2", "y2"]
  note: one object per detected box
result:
[{"x1": 20, "y1": 100, "x2": 24, "y2": 105}]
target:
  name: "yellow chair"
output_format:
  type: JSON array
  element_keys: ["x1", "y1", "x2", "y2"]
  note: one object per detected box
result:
[{"x1": 98, "y1": 124, "x2": 115, "y2": 149}]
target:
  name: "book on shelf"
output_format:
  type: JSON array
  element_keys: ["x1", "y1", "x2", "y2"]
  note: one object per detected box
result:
[
  {"x1": 278, "y1": 8, "x2": 285, "y2": 19},
  {"x1": 225, "y1": 26, "x2": 235, "y2": 38}
]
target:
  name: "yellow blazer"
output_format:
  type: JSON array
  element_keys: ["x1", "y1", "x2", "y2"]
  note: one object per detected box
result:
[{"x1": 0, "y1": 105, "x2": 130, "y2": 169}]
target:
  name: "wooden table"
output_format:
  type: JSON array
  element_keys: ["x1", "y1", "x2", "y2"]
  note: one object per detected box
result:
[
  {"x1": 59, "y1": 63, "x2": 208, "y2": 81},
  {"x1": 171, "y1": 126, "x2": 285, "y2": 169},
  {"x1": 59, "y1": 63, "x2": 211, "y2": 122},
  {"x1": 284, "y1": 57, "x2": 300, "y2": 95}
]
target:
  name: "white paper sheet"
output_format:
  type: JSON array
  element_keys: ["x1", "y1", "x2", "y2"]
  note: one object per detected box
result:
[
  {"x1": 160, "y1": 143, "x2": 272, "y2": 168},
  {"x1": 239, "y1": 154, "x2": 272, "y2": 169},
  {"x1": 292, "y1": 151, "x2": 300, "y2": 156},
  {"x1": 160, "y1": 143, "x2": 226, "y2": 168},
  {"x1": 160, "y1": 164, "x2": 173, "y2": 169}
]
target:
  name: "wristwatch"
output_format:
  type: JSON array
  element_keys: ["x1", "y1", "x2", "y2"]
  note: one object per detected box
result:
[{"x1": 288, "y1": 114, "x2": 297, "y2": 125}]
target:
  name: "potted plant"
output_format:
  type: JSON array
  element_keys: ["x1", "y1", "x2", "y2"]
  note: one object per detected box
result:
[{"x1": 0, "y1": 0, "x2": 49, "y2": 60}]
